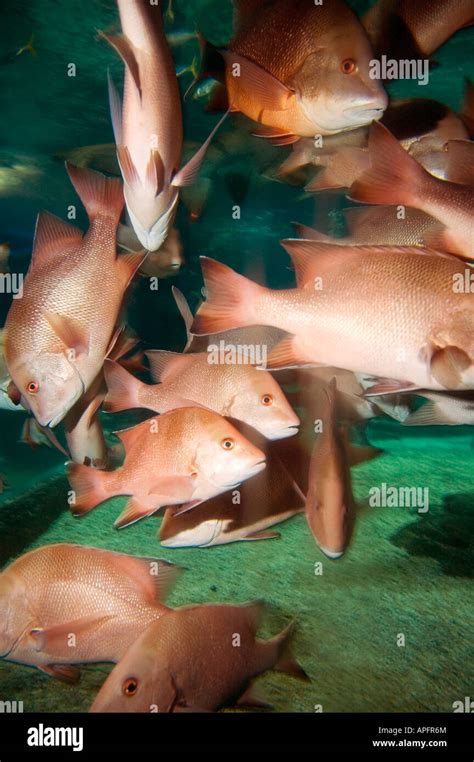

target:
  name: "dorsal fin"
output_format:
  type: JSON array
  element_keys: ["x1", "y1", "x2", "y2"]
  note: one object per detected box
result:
[
  {"x1": 280, "y1": 238, "x2": 328, "y2": 287},
  {"x1": 146, "y1": 350, "x2": 195, "y2": 383},
  {"x1": 31, "y1": 212, "x2": 83, "y2": 268}
]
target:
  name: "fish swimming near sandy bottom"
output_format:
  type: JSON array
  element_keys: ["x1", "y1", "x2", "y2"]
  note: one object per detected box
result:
[
  {"x1": 4, "y1": 164, "x2": 145, "y2": 429},
  {"x1": 90, "y1": 601, "x2": 307, "y2": 712},
  {"x1": 103, "y1": 346, "x2": 299, "y2": 440},
  {"x1": 363, "y1": 0, "x2": 474, "y2": 58},
  {"x1": 305, "y1": 379, "x2": 356, "y2": 559},
  {"x1": 191, "y1": 245, "x2": 474, "y2": 392},
  {"x1": 349, "y1": 122, "x2": 474, "y2": 259},
  {"x1": 159, "y1": 420, "x2": 305, "y2": 547},
  {"x1": 199, "y1": 0, "x2": 387, "y2": 141},
  {"x1": 0, "y1": 544, "x2": 182, "y2": 682},
  {"x1": 104, "y1": 0, "x2": 225, "y2": 252},
  {"x1": 67, "y1": 406, "x2": 266, "y2": 528}
]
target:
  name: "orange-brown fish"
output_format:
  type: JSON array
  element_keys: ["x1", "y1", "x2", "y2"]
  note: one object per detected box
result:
[
  {"x1": 350, "y1": 123, "x2": 474, "y2": 259},
  {"x1": 90, "y1": 602, "x2": 307, "y2": 712},
  {"x1": 200, "y1": 0, "x2": 387, "y2": 141},
  {"x1": 160, "y1": 421, "x2": 304, "y2": 547},
  {"x1": 104, "y1": 351, "x2": 299, "y2": 440},
  {"x1": 68, "y1": 407, "x2": 266, "y2": 528},
  {"x1": 4, "y1": 164, "x2": 144, "y2": 428},
  {"x1": 363, "y1": 0, "x2": 474, "y2": 58},
  {"x1": 305, "y1": 379, "x2": 356, "y2": 559},
  {"x1": 191, "y1": 247, "x2": 474, "y2": 391},
  {"x1": 104, "y1": 0, "x2": 224, "y2": 250},
  {"x1": 0, "y1": 544, "x2": 181, "y2": 681}
]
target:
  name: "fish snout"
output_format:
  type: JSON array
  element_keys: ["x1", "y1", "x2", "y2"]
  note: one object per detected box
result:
[{"x1": 344, "y1": 87, "x2": 388, "y2": 124}]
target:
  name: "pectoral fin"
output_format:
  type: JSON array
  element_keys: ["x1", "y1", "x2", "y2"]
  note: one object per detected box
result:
[
  {"x1": 42, "y1": 311, "x2": 89, "y2": 356},
  {"x1": 172, "y1": 110, "x2": 229, "y2": 188},
  {"x1": 364, "y1": 378, "x2": 420, "y2": 395},
  {"x1": 38, "y1": 664, "x2": 81, "y2": 684},
  {"x1": 430, "y1": 346, "x2": 470, "y2": 389},
  {"x1": 221, "y1": 50, "x2": 294, "y2": 111},
  {"x1": 241, "y1": 529, "x2": 281, "y2": 541},
  {"x1": 30, "y1": 615, "x2": 113, "y2": 654}
]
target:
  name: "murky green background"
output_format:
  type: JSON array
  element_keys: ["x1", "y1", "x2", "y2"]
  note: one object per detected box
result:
[{"x1": 0, "y1": 0, "x2": 473, "y2": 712}]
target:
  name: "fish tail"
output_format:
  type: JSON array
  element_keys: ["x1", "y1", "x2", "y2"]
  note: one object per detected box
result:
[
  {"x1": 67, "y1": 461, "x2": 111, "y2": 516},
  {"x1": 66, "y1": 163, "x2": 124, "y2": 225},
  {"x1": 349, "y1": 122, "x2": 426, "y2": 207},
  {"x1": 272, "y1": 620, "x2": 309, "y2": 681},
  {"x1": 191, "y1": 257, "x2": 263, "y2": 335},
  {"x1": 103, "y1": 359, "x2": 142, "y2": 413}
]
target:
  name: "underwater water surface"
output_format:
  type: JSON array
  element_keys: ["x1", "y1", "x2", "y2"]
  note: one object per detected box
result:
[{"x1": 0, "y1": 0, "x2": 473, "y2": 714}]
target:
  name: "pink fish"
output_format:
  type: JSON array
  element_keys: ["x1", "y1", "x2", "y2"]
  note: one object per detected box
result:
[
  {"x1": 0, "y1": 544, "x2": 181, "y2": 682},
  {"x1": 104, "y1": 351, "x2": 299, "y2": 440},
  {"x1": 68, "y1": 407, "x2": 266, "y2": 528},
  {"x1": 191, "y1": 247, "x2": 474, "y2": 392},
  {"x1": 104, "y1": 0, "x2": 225, "y2": 251},
  {"x1": 4, "y1": 164, "x2": 144, "y2": 428}
]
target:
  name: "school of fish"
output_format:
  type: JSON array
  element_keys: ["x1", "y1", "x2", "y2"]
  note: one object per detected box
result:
[{"x1": 0, "y1": 0, "x2": 473, "y2": 713}]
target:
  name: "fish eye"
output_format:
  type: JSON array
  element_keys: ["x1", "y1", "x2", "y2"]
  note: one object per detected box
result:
[
  {"x1": 261, "y1": 394, "x2": 273, "y2": 406},
  {"x1": 221, "y1": 437, "x2": 235, "y2": 450},
  {"x1": 27, "y1": 381, "x2": 39, "y2": 395},
  {"x1": 123, "y1": 678, "x2": 139, "y2": 697},
  {"x1": 340, "y1": 58, "x2": 357, "y2": 74}
]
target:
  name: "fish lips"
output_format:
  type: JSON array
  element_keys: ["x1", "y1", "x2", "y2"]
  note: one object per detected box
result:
[
  {"x1": 344, "y1": 104, "x2": 386, "y2": 125},
  {"x1": 267, "y1": 424, "x2": 299, "y2": 440}
]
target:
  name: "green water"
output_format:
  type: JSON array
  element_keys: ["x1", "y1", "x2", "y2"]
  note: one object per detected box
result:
[{"x1": 0, "y1": 0, "x2": 473, "y2": 713}]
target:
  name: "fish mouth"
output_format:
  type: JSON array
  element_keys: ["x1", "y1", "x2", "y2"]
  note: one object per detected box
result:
[
  {"x1": 269, "y1": 424, "x2": 299, "y2": 440},
  {"x1": 344, "y1": 105, "x2": 386, "y2": 123},
  {"x1": 248, "y1": 458, "x2": 267, "y2": 476},
  {"x1": 44, "y1": 409, "x2": 69, "y2": 428}
]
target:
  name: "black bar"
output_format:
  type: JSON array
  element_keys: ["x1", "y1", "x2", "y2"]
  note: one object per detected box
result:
[{"x1": 0, "y1": 713, "x2": 472, "y2": 757}]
